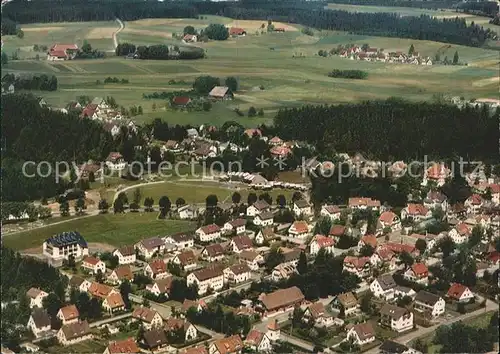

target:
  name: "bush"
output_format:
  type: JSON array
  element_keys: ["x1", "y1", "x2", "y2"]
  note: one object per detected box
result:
[
  {"x1": 202, "y1": 101, "x2": 212, "y2": 111},
  {"x1": 204, "y1": 23, "x2": 229, "y2": 40},
  {"x1": 328, "y1": 69, "x2": 368, "y2": 80},
  {"x1": 248, "y1": 106, "x2": 257, "y2": 117},
  {"x1": 301, "y1": 27, "x2": 314, "y2": 36}
]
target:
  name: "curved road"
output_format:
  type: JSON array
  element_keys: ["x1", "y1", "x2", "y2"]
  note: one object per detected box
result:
[{"x1": 113, "y1": 18, "x2": 124, "y2": 49}]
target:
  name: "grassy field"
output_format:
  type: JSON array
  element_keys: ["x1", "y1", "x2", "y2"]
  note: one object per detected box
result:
[
  {"x1": 325, "y1": 3, "x2": 460, "y2": 17},
  {"x1": 2, "y1": 213, "x2": 196, "y2": 250},
  {"x1": 2, "y1": 15, "x2": 499, "y2": 127}
]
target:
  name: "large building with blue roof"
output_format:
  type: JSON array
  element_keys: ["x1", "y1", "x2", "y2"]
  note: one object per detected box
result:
[{"x1": 42, "y1": 231, "x2": 89, "y2": 262}]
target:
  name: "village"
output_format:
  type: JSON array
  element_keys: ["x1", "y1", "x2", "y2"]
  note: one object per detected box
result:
[{"x1": 335, "y1": 44, "x2": 433, "y2": 66}]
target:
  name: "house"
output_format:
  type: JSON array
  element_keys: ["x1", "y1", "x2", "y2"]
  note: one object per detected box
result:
[
  {"x1": 370, "y1": 247, "x2": 397, "y2": 270},
  {"x1": 182, "y1": 34, "x2": 198, "y2": 43},
  {"x1": 178, "y1": 205, "x2": 200, "y2": 220},
  {"x1": 106, "y1": 152, "x2": 126, "y2": 170},
  {"x1": 303, "y1": 301, "x2": 334, "y2": 327},
  {"x1": 281, "y1": 247, "x2": 302, "y2": 266},
  {"x1": 102, "y1": 293, "x2": 126, "y2": 313},
  {"x1": 1, "y1": 83, "x2": 15, "y2": 95},
  {"x1": 164, "y1": 318, "x2": 198, "y2": 342},
  {"x1": 103, "y1": 338, "x2": 140, "y2": 354},
  {"x1": 112, "y1": 245, "x2": 136, "y2": 265},
  {"x1": 269, "y1": 136, "x2": 283, "y2": 146},
  {"x1": 320, "y1": 205, "x2": 342, "y2": 220},
  {"x1": 81, "y1": 256, "x2": 106, "y2": 275},
  {"x1": 142, "y1": 329, "x2": 168, "y2": 351},
  {"x1": 208, "y1": 86, "x2": 233, "y2": 100},
  {"x1": 446, "y1": 283, "x2": 475, "y2": 303},
  {"x1": 183, "y1": 346, "x2": 208, "y2": 354},
  {"x1": 329, "y1": 225, "x2": 347, "y2": 240},
  {"x1": 414, "y1": 291, "x2": 445, "y2": 318},
  {"x1": 370, "y1": 275, "x2": 397, "y2": 301},
  {"x1": 26, "y1": 288, "x2": 49, "y2": 309},
  {"x1": 379, "y1": 340, "x2": 418, "y2": 354},
  {"x1": 244, "y1": 330, "x2": 273, "y2": 352},
  {"x1": 224, "y1": 264, "x2": 251, "y2": 284},
  {"x1": 378, "y1": 211, "x2": 402, "y2": 233},
  {"x1": 259, "y1": 286, "x2": 305, "y2": 315},
  {"x1": 247, "y1": 200, "x2": 270, "y2": 217},
  {"x1": 230, "y1": 235, "x2": 253, "y2": 253},
  {"x1": 347, "y1": 322, "x2": 376, "y2": 346},
  {"x1": 172, "y1": 250, "x2": 197, "y2": 271},
  {"x1": 135, "y1": 237, "x2": 165, "y2": 259},
  {"x1": 27, "y1": 309, "x2": 51, "y2": 338},
  {"x1": 271, "y1": 263, "x2": 297, "y2": 282},
  {"x1": 309, "y1": 235, "x2": 335, "y2": 255},
  {"x1": 253, "y1": 211, "x2": 275, "y2": 227},
  {"x1": 288, "y1": 221, "x2": 310, "y2": 238},
  {"x1": 394, "y1": 286, "x2": 416, "y2": 299},
  {"x1": 187, "y1": 266, "x2": 225, "y2": 295},
  {"x1": 383, "y1": 243, "x2": 418, "y2": 256},
  {"x1": 424, "y1": 190, "x2": 448, "y2": 212},
  {"x1": 132, "y1": 307, "x2": 163, "y2": 330},
  {"x1": 195, "y1": 224, "x2": 221, "y2": 242},
  {"x1": 107, "y1": 265, "x2": 133, "y2": 285},
  {"x1": 43, "y1": 231, "x2": 89, "y2": 262},
  {"x1": 193, "y1": 143, "x2": 217, "y2": 160},
  {"x1": 181, "y1": 299, "x2": 207, "y2": 315},
  {"x1": 349, "y1": 197, "x2": 381, "y2": 210},
  {"x1": 224, "y1": 219, "x2": 246, "y2": 235},
  {"x1": 401, "y1": 204, "x2": 432, "y2": 222},
  {"x1": 343, "y1": 256, "x2": 371, "y2": 278},
  {"x1": 293, "y1": 199, "x2": 312, "y2": 217},
  {"x1": 57, "y1": 321, "x2": 92, "y2": 346},
  {"x1": 238, "y1": 250, "x2": 263, "y2": 271},
  {"x1": 144, "y1": 259, "x2": 169, "y2": 279},
  {"x1": 449, "y1": 222, "x2": 472, "y2": 244},
  {"x1": 146, "y1": 276, "x2": 173, "y2": 297},
  {"x1": 255, "y1": 227, "x2": 276, "y2": 245},
  {"x1": 465, "y1": 194, "x2": 484, "y2": 214},
  {"x1": 423, "y1": 164, "x2": 450, "y2": 187},
  {"x1": 330, "y1": 292, "x2": 359, "y2": 316},
  {"x1": 229, "y1": 27, "x2": 247, "y2": 37},
  {"x1": 380, "y1": 304, "x2": 413, "y2": 332},
  {"x1": 57, "y1": 305, "x2": 79, "y2": 325},
  {"x1": 358, "y1": 235, "x2": 377, "y2": 252},
  {"x1": 404, "y1": 263, "x2": 429, "y2": 285},
  {"x1": 88, "y1": 282, "x2": 117, "y2": 300},
  {"x1": 201, "y1": 244, "x2": 226, "y2": 262},
  {"x1": 47, "y1": 44, "x2": 78, "y2": 61},
  {"x1": 209, "y1": 335, "x2": 243, "y2": 354},
  {"x1": 68, "y1": 276, "x2": 92, "y2": 293},
  {"x1": 164, "y1": 233, "x2": 194, "y2": 250}
]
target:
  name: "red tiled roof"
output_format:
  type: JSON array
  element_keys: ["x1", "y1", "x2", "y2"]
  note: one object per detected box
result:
[
  {"x1": 50, "y1": 44, "x2": 78, "y2": 51},
  {"x1": 456, "y1": 222, "x2": 472, "y2": 236},
  {"x1": 229, "y1": 27, "x2": 246, "y2": 35},
  {"x1": 49, "y1": 50, "x2": 68, "y2": 58},
  {"x1": 291, "y1": 221, "x2": 309, "y2": 234},
  {"x1": 447, "y1": 283, "x2": 469, "y2": 300},
  {"x1": 148, "y1": 259, "x2": 167, "y2": 274},
  {"x1": 313, "y1": 235, "x2": 335, "y2": 247},
  {"x1": 344, "y1": 256, "x2": 370, "y2": 269},
  {"x1": 488, "y1": 184, "x2": 500, "y2": 194},
  {"x1": 468, "y1": 194, "x2": 483, "y2": 205},
  {"x1": 360, "y1": 235, "x2": 377, "y2": 248},
  {"x1": 379, "y1": 211, "x2": 398, "y2": 224},
  {"x1": 329, "y1": 225, "x2": 346, "y2": 236},
  {"x1": 426, "y1": 164, "x2": 449, "y2": 179},
  {"x1": 407, "y1": 203, "x2": 429, "y2": 216},
  {"x1": 411, "y1": 263, "x2": 428, "y2": 277},
  {"x1": 59, "y1": 305, "x2": 79, "y2": 321},
  {"x1": 200, "y1": 223, "x2": 220, "y2": 234},
  {"x1": 83, "y1": 256, "x2": 101, "y2": 266},
  {"x1": 383, "y1": 242, "x2": 416, "y2": 254},
  {"x1": 172, "y1": 96, "x2": 191, "y2": 105},
  {"x1": 107, "y1": 338, "x2": 140, "y2": 354},
  {"x1": 245, "y1": 329, "x2": 264, "y2": 346}
]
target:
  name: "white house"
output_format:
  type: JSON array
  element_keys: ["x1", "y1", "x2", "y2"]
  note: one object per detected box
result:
[
  {"x1": 112, "y1": 245, "x2": 136, "y2": 265},
  {"x1": 378, "y1": 211, "x2": 402, "y2": 234},
  {"x1": 271, "y1": 263, "x2": 297, "y2": 282},
  {"x1": 465, "y1": 194, "x2": 484, "y2": 215},
  {"x1": 309, "y1": 235, "x2": 335, "y2": 255},
  {"x1": 132, "y1": 307, "x2": 163, "y2": 330},
  {"x1": 320, "y1": 205, "x2": 342, "y2": 221},
  {"x1": 57, "y1": 321, "x2": 92, "y2": 346},
  {"x1": 146, "y1": 277, "x2": 173, "y2": 297},
  {"x1": 422, "y1": 164, "x2": 450, "y2": 187},
  {"x1": 348, "y1": 197, "x2": 381, "y2": 211},
  {"x1": 57, "y1": 305, "x2": 79, "y2": 325},
  {"x1": 135, "y1": 237, "x2": 165, "y2": 259},
  {"x1": 230, "y1": 235, "x2": 253, "y2": 254},
  {"x1": 68, "y1": 276, "x2": 92, "y2": 293},
  {"x1": 404, "y1": 263, "x2": 429, "y2": 285},
  {"x1": 357, "y1": 235, "x2": 377, "y2": 253},
  {"x1": 330, "y1": 292, "x2": 359, "y2": 317},
  {"x1": 424, "y1": 190, "x2": 448, "y2": 212},
  {"x1": 171, "y1": 250, "x2": 198, "y2": 271},
  {"x1": 293, "y1": 199, "x2": 312, "y2": 218},
  {"x1": 178, "y1": 205, "x2": 200, "y2": 220},
  {"x1": 102, "y1": 293, "x2": 126, "y2": 313},
  {"x1": 347, "y1": 322, "x2": 376, "y2": 346},
  {"x1": 105, "y1": 152, "x2": 126, "y2": 171},
  {"x1": 446, "y1": 283, "x2": 475, "y2": 303},
  {"x1": 379, "y1": 304, "x2": 414, "y2": 333},
  {"x1": 253, "y1": 212, "x2": 275, "y2": 227},
  {"x1": 81, "y1": 256, "x2": 106, "y2": 275},
  {"x1": 107, "y1": 265, "x2": 133, "y2": 285},
  {"x1": 343, "y1": 256, "x2": 371, "y2": 278},
  {"x1": 163, "y1": 233, "x2": 194, "y2": 250},
  {"x1": 255, "y1": 228, "x2": 276, "y2": 245},
  {"x1": 223, "y1": 264, "x2": 251, "y2": 285},
  {"x1": 449, "y1": 222, "x2": 472, "y2": 244},
  {"x1": 238, "y1": 250, "x2": 264, "y2": 271},
  {"x1": 244, "y1": 330, "x2": 273, "y2": 352},
  {"x1": 27, "y1": 309, "x2": 51, "y2": 338},
  {"x1": 144, "y1": 259, "x2": 169, "y2": 279},
  {"x1": 288, "y1": 221, "x2": 310, "y2": 238},
  {"x1": 195, "y1": 224, "x2": 221, "y2": 242},
  {"x1": 43, "y1": 231, "x2": 89, "y2": 262},
  {"x1": 414, "y1": 291, "x2": 445, "y2": 318},
  {"x1": 187, "y1": 266, "x2": 224, "y2": 295},
  {"x1": 201, "y1": 244, "x2": 226, "y2": 262},
  {"x1": 401, "y1": 204, "x2": 432, "y2": 222},
  {"x1": 224, "y1": 219, "x2": 246, "y2": 235},
  {"x1": 370, "y1": 275, "x2": 397, "y2": 301},
  {"x1": 209, "y1": 335, "x2": 243, "y2": 354},
  {"x1": 246, "y1": 200, "x2": 270, "y2": 217},
  {"x1": 26, "y1": 288, "x2": 49, "y2": 309},
  {"x1": 164, "y1": 318, "x2": 198, "y2": 342},
  {"x1": 303, "y1": 301, "x2": 334, "y2": 328},
  {"x1": 394, "y1": 286, "x2": 416, "y2": 299}
]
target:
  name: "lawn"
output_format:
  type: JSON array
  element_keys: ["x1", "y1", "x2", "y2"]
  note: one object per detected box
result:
[
  {"x1": 2, "y1": 16, "x2": 499, "y2": 126},
  {"x1": 2, "y1": 213, "x2": 197, "y2": 250}
]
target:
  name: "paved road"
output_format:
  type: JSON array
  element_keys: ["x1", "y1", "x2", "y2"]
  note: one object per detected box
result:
[
  {"x1": 113, "y1": 18, "x2": 124, "y2": 49},
  {"x1": 281, "y1": 333, "x2": 315, "y2": 352}
]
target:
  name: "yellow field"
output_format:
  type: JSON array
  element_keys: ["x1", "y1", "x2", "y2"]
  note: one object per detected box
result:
[
  {"x1": 86, "y1": 27, "x2": 118, "y2": 39},
  {"x1": 227, "y1": 20, "x2": 299, "y2": 31}
]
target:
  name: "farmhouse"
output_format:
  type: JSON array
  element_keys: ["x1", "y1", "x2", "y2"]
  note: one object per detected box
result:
[
  {"x1": 27, "y1": 309, "x2": 51, "y2": 338},
  {"x1": 347, "y1": 322, "x2": 376, "y2": 346},
  {"x1": 43, "y1": 231, "x2": 89, "y2": 262},
  {"x1": 196, "y1": 224, "x2": 221, "y2": 242},
  {"x1": 57, "y1": 320, "x2": 92, "y2": 346},
  {"x1": 208, "y1": 86, "x2": 233, "y2": 100},
  {"x1": 379, "y1": 304, "x2": 414, "y2": 332},
  {"x1": 187, "y1": 266, "x2": 225, "y2": 295},
  {"x1": 47, "y1": 44, "x2": 78, "y2": 61},
  {"x1": 26, "y1": 287, "x2": 49, "y2": 309},
  {"x1": 259, "y1": 286, "x2": 305, "y2": 315}
]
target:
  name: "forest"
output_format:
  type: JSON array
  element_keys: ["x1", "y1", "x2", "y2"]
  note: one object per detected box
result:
[
  {"x1": 457, "y1": 1, "x2": 499, "y2": 17},
  {"x1": 2, "y1": 0, "x2": 496, "y2": 48},
  {"x1": 325, "y1": 0, "x2": 460, "y2": 9},
  {"x1": 2, "y1": 73, "x2": 58, "y2": 91},
  {"x1": 273, "y1": 98, "x2": 499, "y2": 161},
  {"x1": 327, "y1": 69, "x2": 368, "y2": 79}
]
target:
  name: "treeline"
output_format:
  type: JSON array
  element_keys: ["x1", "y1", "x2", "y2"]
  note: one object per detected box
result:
[
  {"x1": 457, "y1": 1, "x2": 499, "y2": 18},
  {"x1": 1, "y1": 17, "x2": 17, "y2": 35},
  {"x1": 328, "y1": 69, "x2": 368, "y2": 79},
  {"x1": 3, "y1": 0, "x2": 496, "y2": 48},
  {"x1": 2, "y1": 73, "x2": 58, "y2": 91},
  {"x1": 116, "y1": 43, "x2": 205, "y2": 60},
  {"x1": 273, "y1": 98, "x2": 499, "y2": 161},
  {"x1": 326, "y1": 0, "x2": 459, "y2": 9}
]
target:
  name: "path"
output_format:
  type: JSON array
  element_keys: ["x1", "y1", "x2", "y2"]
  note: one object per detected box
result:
[
  {"x1": 113, "y1": 18, "x2": 124, "y2": 49},
  {"x1": 113, "y1": 180, "x2": 165, "y2": 202}
]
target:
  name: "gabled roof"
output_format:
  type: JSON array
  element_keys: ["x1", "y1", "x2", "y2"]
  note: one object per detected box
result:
[
  {"x1": 88, "y1": 282, "x2": 114, "y2": 298},
  {"x1": 305, "y1": 301, "x2": 327, "y2": 319},
  {"x1": 82, "y1": 256, "x2": 102, "y2": 266},
  {"x1": 374, "y1": 274, "x2": 396, "y2": 290},
  {"x1": 203, "y1": 243, "x2": 225, "y2": 257},
  {"x1": 26, "y1": 287, "x2": 45, "y2": 299},
  {"x1": 312, "y1": 235, "x2": 335, "y2": 248},
  {"x1": 107, "y1": 338, "x2": 140, "y2": 354},
  {"x1": 239, "y1": 250, "x2": 261, "y2": 262},
  {"x1": 182, "y1": 299, "x2": 207, "y2": 313},
  {"x1": 455, "y1": 222, "x2": 472, "y2": 236},
  {"x1": 256, "y1": 211, "x2": 274, "y2": 220},
  {"x1": 348, "y1": 197, "x2": 380, "y2": 207},
  {"x1": 31, "y1": 309, "x2": 51, "y2": 328},
  {"x1": 148, "y1": 259, "x2": 167, "y2": 274},
  {"x1": 69, "y1": 276, "x2": 87, "y2": 288},
  {"x1": 227, "y1": 263, "x2": 251, "y2": 275},
  {"x1": 415, "y1": 290, "x2": 442, "y2": 305},
  {"x1": 45, "y1": 231, "x2": 87, "y2": 248},
  {"x1": 229, "y1": 218, "x2": 246, "y2": 227},
  {"x1": 344, "y1": 256, "x2": 370, "y2": 269},
  {"x1": 232, "y1": 235, "x2": 253, "y2": 251},
  {"x1": 212, "y1": 335, "x2": 243, "y2": 354},
  {"x1": 132, "y1": 307, "x2": 159, "y2": 323},
  {"x1": 183, "y1": 346, "x2": 208, "y2": 354},
  {"x1": 199, "y1": 223, "x2": 221, "y2": 234},
  {"x1": 176, "y1": 250, "x2": 197, "y2": 266},
  {"x1": 143, "y1": 329, "x2": 168, "y2": 348},
  {"x1": 251, "y1": 200, "x2": 270, "y2": 210},
  {"x1": 59, "y1": 305, "x2": 79, "y2": 321},
  {"x1": 245, "y1": 329, "x2": 265, "y2": 346},
  {"x1": 294, "y1": 199, "x2": 310, "y2": 208},
  {"x1": 410, "y1": 263, "x2": 428, "y2": 277},
  {"x1": 379, "y1": 340, "x2": 409, "y2": 354},
  {"x1": 208, "y1": 86, "x2": 230, "y2": 98},
  {"x1": 172, "y1": 96, "x2": 191, "y2": 105},
  {"x1": 61, "y1": 320, "x2": 91, "y2": 340},
  {"x1": 260, "y1": 286, "x2": 305, "y2": 311},
  {"x1": 112, "y1": 265, "x2": 133, "y2": 280},
  {"x1": 350, "y1": 322, "x2": 375, "y2": 340},
  {"x1": 152, "y1": 276, "x2": 173, "y2": 294},
  {"x1": 360, "y1": 235, "x2": 377, "y2": 248},
  {"x1": 329, "y1": 224, "x2": 346, "y2": 236},
  {"x1": 379, "y1": 211, "x2": 398, "y2": 224},
  {"x1": 447, "y1": 283, "x2": 470, "y2": 300},
  {"x1": 191, "y1": 265, "x2": 224, "y2": 281},
  {"x1": 291, "y1": 221, "x2": 309, "y2": 234},
  {"x1": 105, "y1": 293, "x2": 125, "y2": 309},
  {"x1": 139, "y1": 237, "x2": 164, "y2": 250},
  {"x1": 380, "y1": 304, "x2": 409, "y2": 319},
  {"x1": 229, "y1": 27, "x2": 246, "y2": 36},
  {"x1": 323, "y1": 205, "x2": 341, "y2": 214},
  {"x1": 336, "y1": 292, "x2": 358, "y2": 308},
  {"x1": 168, "y1": 233, "x2": 193, "y2": 243},
  {"x1": 406, "y1": 203, "x2": 429, "y2": 216}
]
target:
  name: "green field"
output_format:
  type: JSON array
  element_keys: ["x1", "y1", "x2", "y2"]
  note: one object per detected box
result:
[
  {"x1": 2, "y1": 213, "x2": 196, "y2": 250},
  {"x1": 2, "y1": 16, "x2": 498, "y2": 127},
  {"x1": 325, "y1": 3, "x2": 459, "y2": 17}
]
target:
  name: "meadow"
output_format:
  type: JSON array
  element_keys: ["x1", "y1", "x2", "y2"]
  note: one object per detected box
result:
[
  {"x1": 325, "y1": 3, "x2": 460, "y2": 17},
  {"x1": 2, "y1": 213, "x2": 197, "y2": 250},
  {"x1": 1, "y1": 15, "x2": 498, "y2": 127}
]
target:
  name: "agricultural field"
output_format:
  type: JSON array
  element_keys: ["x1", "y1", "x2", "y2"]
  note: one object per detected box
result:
[
  {"x1": 2, "y1": 15, "x2": 499, "y2": 127},
  {"x1": 2, "y1": 213, "x2": 197, "y2": 251}
]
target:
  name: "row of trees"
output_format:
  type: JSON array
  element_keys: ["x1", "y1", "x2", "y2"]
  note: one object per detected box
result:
[
  {"x1": 2, "y1": 73, "x2": 58, "y2": 91},
  {"x1": 186, "y1": 303, "x2": 252, "y2": 336},
  {"x1": 1, "y1": 202, "x2": 52, "y2": 222},
  {"x1": 327, "y1": 69, "x2": 368, "y2": 80},
  {"x1": 116, "y1": 42, "x2": 205, "y2": 60}
]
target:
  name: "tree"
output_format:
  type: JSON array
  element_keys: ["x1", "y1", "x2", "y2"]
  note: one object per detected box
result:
[
  {"x1": 231, "y1": 192, "x2": 241, "y2": 204},
  {"x1": 67, "y1": 254, "x2": 76, "y2": 270},
  {"x1": 95, "y1": 270, "x2": 104, "y2": 283},
  {"x1": 297, "y1": 251, "x2": 308, "y2": 275},
  {"x1": 204, "y1": 24, "x2": 229, "y2": 40},
  {"x1": 144, "y1": 197, "x2": 154, "y2": 212},
  {"x1": 133, "y1": 188, "x2": 142, "y2": 205},
  {"x1": 415, "y1": 238, "x2": 427, "y2": 255},
  {"x1": 453, "y1": 50, "x2": 459, "y2": 65},
  {"x1": 42, "y1": 293, "x2": 62, "y2": 318},
  {"x1": 184, "y1": 25, "x2": 196, "y2": 35},
  {"x1": 360, "y1": 244, "x2": 375, "y2": 257},
  {"x1": 202, "y1": 101, "x2": 212, "y2": 111},
  {"x1": 16, "y1": 29, "x2": 24, "y2": 39},
  {"x1": 59, "y1": 200, "x2": 70, "y2": 216},
  {"x1": 75, "y1": 196, "x2": 86, "y2": 215},
  {"x1": 259, "y1": 192, "x2": 273, "y2": 205},
  {"x1": 292, "y1": 192, "x2": 303, "y2": 203},
  {"x1": 468, "y1": 225, "x2": 483, "y2": 248},
  {"x1": 265, "y1": 247, "x2": 285, "y2": 271},
  {"x1": 398, "y1": 251, "x2": 414, "y2": 268},
  {"x1": 276, "y1": 194, "x2": 286, "y2": 208},
  {"x1": 248, "y1": 106, "x2": 257, "y2": 117},
  {"x1": 81, "y1": 40, "x2": 92, "y2": 54},
  {"x1": 313, "y1": 216, "x2": 332, "y2": 235},
  {"x1": 408, "y1": 44, "x2": 415, "y2": 56},
  {"x1": 206, "y1": 194, "x2": 218, "y2": 208},
  {"x1": 113, "y1": 198, "x2": 124, "y2": 213},
  {"x1": 438, "y1": 236, "x2": 455, "y2": 258},
  {"x1": 159, "y1": 196, "x2": 171, "y2": 218},
  {"x1": 193, "y1": 75, "x2": 220, "y2": 95},
  {"x1": 119, "y1": 280, "x2": 132, "y2": 310},
  {"x1": 225, "y1": 77, "x2": 238, "y2": 92},
  {"x1": 175, "y1": 197, "x2": 186, "y2": 208},
  {"x1": 258, "y1": 108, "x2": 264, "y2": 117},
  {"x1": 360, "y1": 291, "x2": 374, "y2": 314},
  {"x1": 1, "y1": 51, "x2": 8, "y2": 65}
]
